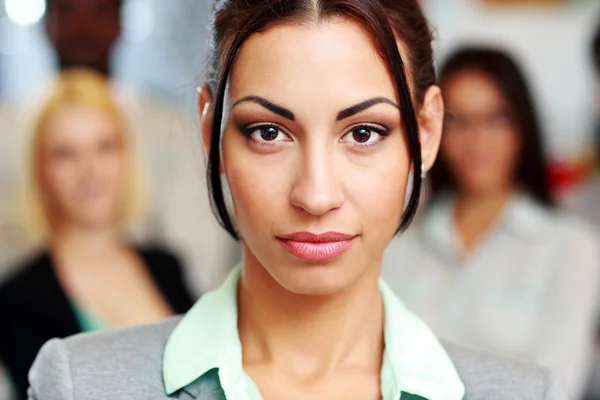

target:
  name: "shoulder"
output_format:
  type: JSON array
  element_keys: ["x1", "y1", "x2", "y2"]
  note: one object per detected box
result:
[
  {"x1": 29, "y1": 317, "x2": 183, "y2": 398},
  {"x1": 514, "y1": 197, "x2": 599, "y2": 258},
  {"x1": 565, "y1": 176, "x2": 600, "y2": 210},
  {"x1": 553, "y1": 211, "x2": 599, "y2": 242},
  {"x1": 442, "y1": 341, "x2": 568, "y2": 399},
  {"x1": 548, "y1": 211, "x2": 600, "y2": 262},
  {"x1": 59, "y1": 316, "x2": 181, "y2": 359}
]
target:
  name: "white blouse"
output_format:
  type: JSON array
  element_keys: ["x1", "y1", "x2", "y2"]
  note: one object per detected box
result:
[{"x1": 382, "y1": 193, "x2": 600, "y2": 399}]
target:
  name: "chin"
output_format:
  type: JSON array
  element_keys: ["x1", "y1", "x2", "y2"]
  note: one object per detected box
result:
[
  {"x1": 463, "y1": 180, "x2": 506, "y2": 195},
  {"x1": 74, "y1": 210, "x2": 118, "y2": 229},
  {"x1": 269, "y1": 261, "x2": 360, "y2": 296}
]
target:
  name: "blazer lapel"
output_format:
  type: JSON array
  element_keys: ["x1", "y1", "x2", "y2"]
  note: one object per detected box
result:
[
  {"x1": 168, "y1": 369, "x2": 226, "y2": 400},
  {"x1": 401, "y1": 392, "x2": 429, "y2": 400},
  {"x1": 32, "y1": 253, "x2": 81, "y2": 336}
]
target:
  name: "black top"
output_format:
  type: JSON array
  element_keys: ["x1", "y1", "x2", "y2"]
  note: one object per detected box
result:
[{"x1": 0, "y1": 246, "x2": 195, "y2": 399}]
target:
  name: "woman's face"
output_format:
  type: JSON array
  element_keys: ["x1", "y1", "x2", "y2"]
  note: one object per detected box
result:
[
  {"x1": 39, "y1": 104, "x2": 127, "y2": 229},
  {"x1": 207, "y1": 19, "x2": 441, "y2": 295},
  {"x1": 441, "y1": 69, "x2": 522, "y2": 195}
]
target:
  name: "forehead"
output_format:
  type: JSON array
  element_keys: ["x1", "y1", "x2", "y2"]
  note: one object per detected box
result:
[
  {"x1": 229, "y1": 19, "x2": 398, "y2": 110},
  {"x1": 443, "y1": 69, "x2": 508, "y2": 112},
  {"x1": 43, "y1": 105, "x2": 118, "y2": 146}
]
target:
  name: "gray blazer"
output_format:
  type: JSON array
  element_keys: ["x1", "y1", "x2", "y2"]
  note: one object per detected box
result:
[{"x1": 27, "y1": 317, "x2": 568, "y2": 400}]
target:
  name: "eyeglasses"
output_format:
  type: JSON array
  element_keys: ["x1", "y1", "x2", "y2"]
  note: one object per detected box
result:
[{"x1": 443, "y1": 110, "x2": 516, "y2": 134}]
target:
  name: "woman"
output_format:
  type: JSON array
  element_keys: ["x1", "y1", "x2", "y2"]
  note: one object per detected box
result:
[
  {"x1": 28, "y1": 3, "x2": 566, "y2": 400},
  {"x1": 0, "y1": 69, "x2": 194, "y2": 399},
  {"x1": 382, "y1": 47, "x2": 599, "y2": 398}
]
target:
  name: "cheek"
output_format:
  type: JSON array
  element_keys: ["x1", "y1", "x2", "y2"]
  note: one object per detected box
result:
[
  {"x1": 105, "y1": 153, "x2": 127, "y2": 188},
  {"x1": 226, "y1": 166, "x2": 271, "y2": 226},
  {"x1": 491, "y1": 130, "x2": 522, "y2": 173},
  {"x1": 348, "y1": 145, "x2": 409, "y2": 238},
  {"x1": 441, "y1": 130, "x2": 522, "y2": 188},
  {"x1": 440, "y1": 133, "x2": 466, "y2": 166},
  {"x1": 40, "y1": 159, "x2": 76, "y2": 199},
  {"x1": 222, "y1": 139, "x2": 292, "y2": 236}
]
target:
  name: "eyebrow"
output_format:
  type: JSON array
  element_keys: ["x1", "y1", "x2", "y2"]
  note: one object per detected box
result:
[
  {"x1": 337, "y1": 97, "x2": 399, "y2": 120},
  {"x1": 231, "y1": 95, "x2": 399, "y2": 122},
  {"x1": 232, "y1": 96, "x2": 295, "y2": 121}
]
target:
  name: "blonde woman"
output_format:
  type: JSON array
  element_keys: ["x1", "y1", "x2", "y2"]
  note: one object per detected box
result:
[{"x1": 0, "y1": 69, "x2": 194, "y2": 399}]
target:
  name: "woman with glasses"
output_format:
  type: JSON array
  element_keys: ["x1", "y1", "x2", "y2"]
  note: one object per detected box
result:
[{"x1": 383, "y1": 47, "x2": 599, "y2": 399}]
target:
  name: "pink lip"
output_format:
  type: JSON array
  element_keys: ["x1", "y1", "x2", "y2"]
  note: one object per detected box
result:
[{"x1": 277, "y1": 231, "x2": 356, "y2": 261}]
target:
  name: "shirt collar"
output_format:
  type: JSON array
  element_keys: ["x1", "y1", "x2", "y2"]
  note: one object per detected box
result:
[
  {"x1": 163, "y1": 265, "x2": 465, "y2": 400},
  {"x1": 379, "y1": 280, "x2": 465, "y2": 399},
  {"x1": 500, "y1": 194, "x2": 553, "y2": 239},
  {"x1": 422, "y1": 192, "x2": 552, "y2": 258},
  {"x1": 163, "y1": 266, "x2": 240, "y2": 395}
]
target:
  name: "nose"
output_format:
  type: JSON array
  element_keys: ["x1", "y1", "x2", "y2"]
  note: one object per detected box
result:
[
  {"x1": 467, "y1": 124, "x2": 491, "y2": 149},
  {"x1": 80, "y1": 149, "x2": 104, "y2": 179},
  {"x1": 289, "y1": 141, "x2": 345, "y2": 216}
]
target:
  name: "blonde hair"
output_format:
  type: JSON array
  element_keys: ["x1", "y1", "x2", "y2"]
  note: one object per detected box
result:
[{"x1": 21, "y1": 68, "x2": 148, "y2": 242}]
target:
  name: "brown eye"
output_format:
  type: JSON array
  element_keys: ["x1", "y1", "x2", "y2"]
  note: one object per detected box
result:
[
  {"x1": 243, "y1": 124, "x2": 290, "y2": 143},
  {"x1": 352, "y1": 128, "x2": 371, "y2": 143},
  {"x1": 341, "y1": 124, "x2": 389, "y2": 148},
  {"x1": 260, "y1": 126, "x2": 279, "y2": 141}
]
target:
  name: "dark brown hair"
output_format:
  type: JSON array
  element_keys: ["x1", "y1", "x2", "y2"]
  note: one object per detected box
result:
[
  {"x1": 593, "y1": 20, "x2": 600, "y2": 72},
  {"x1": 45, "y1": 0, "x2": 123, "y2": 10},
  {"x1": 205, "y1": 0, "x2": 436, "y2": 239},
  {"x1": 431, "y1": 47, "x2": 554, "y2": 207}
]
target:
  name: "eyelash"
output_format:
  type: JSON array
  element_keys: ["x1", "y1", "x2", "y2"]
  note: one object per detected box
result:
[
  {"x1": 240, "y1": 123, "x2": 391, "y2": 149},
  {"x1": 241, "y1": 124, "x2": 288, "y2": 148},
  {"x1": 343, "y1": 124, "x2": 390, "y2": 149}
]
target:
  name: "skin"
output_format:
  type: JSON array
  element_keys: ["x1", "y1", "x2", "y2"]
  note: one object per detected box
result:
[
  {"x1": 40, "y1": 104, "x2": 126, "y2": 229},
  {"x1": 440, "y1": 69, "x2": 522, "y2": 253},
  {"x1": 44, "y1": 0, "x2": 121, "y2": 75},
  {"x1": 199, "y1": 19, "x2": 443, "y2": 399},
  {"x1": 39, "y1": 104, "x2": 172, "y2": 327}
]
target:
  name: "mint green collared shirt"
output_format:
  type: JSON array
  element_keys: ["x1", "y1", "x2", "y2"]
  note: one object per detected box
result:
[{"x1": 163, "y1": 266, "x2": 465, "y2": 400}]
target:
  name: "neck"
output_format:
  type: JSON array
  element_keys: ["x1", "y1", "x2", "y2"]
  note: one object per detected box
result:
[
  {"x1": 238, "y1": 247, "x2": 384, "y2": 378},
  {"x1": 455, "y1": 186, "x2": 514, "y2": 216},
  {"x1": 51, "y1": 223, "x2": 125, "y2": 267},
  {"x1": 453, "y1": 186, "x2": 515, "y2": 253},
  {"x1": 59, "y1": 59, "x2": 111, "y2": 77}
]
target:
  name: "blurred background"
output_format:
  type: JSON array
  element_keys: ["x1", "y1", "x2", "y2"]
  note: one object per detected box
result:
[
  {"x1": 428, "y1": 0, "x2": 600, "y2": 194},
  {"x1": 0, "y1": 0, "x2": 210, "y2": 105},
  {"x1": 1, "y1": 0, "x2": 600, "y2": 399}
]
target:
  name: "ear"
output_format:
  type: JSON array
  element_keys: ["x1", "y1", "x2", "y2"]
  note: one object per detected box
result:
[
  {"x1": 197, "y1": 84, "x2": 214, "y2": 158},
  {"x1": 418, "y1": 85, "x2": 444, "y2": 173}
]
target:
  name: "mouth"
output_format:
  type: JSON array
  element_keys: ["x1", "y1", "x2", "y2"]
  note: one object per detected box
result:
[{"x1": 276, "y1": 231, "x2": 357, "y2": 262}]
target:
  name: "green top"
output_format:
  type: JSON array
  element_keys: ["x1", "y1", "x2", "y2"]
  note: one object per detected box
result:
[
  {"x1": 71, "y1": 302, "x2": 111, "y2": 332},
  {"x1": 162, "y1": 266, "x2": 465, "y2": 400}
]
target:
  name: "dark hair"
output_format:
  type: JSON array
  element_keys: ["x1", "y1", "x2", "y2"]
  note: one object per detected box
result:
[
  {"x1": 593, "y1": 21, "x2": 600, "y2": 72},
  {"x1": 430, "y1": 47, "x2": 554, "y2": 207},
  {"x1": 592, "y1": 22, "x2": 600, "y2": 161},
  {"x1": 204, "y1": 0, "x2": 436, "y2": 240},
  {"x1": 45, "y1": 0, "x2": 123, "y2": 11}
]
